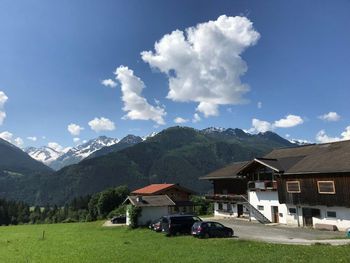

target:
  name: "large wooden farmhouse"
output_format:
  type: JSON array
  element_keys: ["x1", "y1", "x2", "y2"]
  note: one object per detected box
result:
[{"x1": 201, "y1": 140, "x2": 350, "y2": 230}]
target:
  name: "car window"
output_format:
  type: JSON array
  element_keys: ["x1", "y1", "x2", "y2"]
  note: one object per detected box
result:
[{"x1": 214, "y1": 223, "x2": 224, "y2": 228}]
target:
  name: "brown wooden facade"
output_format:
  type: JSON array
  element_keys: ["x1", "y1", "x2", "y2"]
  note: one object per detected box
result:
[
  {"x1": 213, "y1": 178, "x2": 248, "y2": 195},
  {"x1": 277, "y1": 172, "x2": 350, "y2": 208}
]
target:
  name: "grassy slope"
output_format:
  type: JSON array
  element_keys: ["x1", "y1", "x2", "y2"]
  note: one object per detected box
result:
[{"x1": 0, "y1": 222, "x2": 349, "y2": 263}]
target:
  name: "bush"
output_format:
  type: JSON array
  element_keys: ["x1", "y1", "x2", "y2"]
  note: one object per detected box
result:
[{"x1": 127, "y1": 206, "x2": 141, "y2": 229}]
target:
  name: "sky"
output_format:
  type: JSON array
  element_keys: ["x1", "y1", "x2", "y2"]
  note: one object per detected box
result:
[{"x1": 0, "y1": 0, "x2": 349, "y2": 149}]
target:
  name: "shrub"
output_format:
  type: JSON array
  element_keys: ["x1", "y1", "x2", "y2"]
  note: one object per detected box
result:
[{"x1": 127, "y1": 206, "x2": 141, "y2": 229}]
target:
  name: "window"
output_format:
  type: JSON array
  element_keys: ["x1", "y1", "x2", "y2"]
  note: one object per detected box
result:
[
  {"x1": 317, "y1": 181, "x2": 335, "y2": 194},
  {"x1": 327, "y1": 211, "x2": 337, "y2": 218},
  {"x1": 288, "y1": 208, "x2": 297, "y2": 214},
  {"x1": 218, "y1": 203, "x2": 223, "y2": 210},
  {"x1": 286, "y1": 181, "x2": 301, "y2": 193},
  {"x1": 257, "y1": 205, "x2": 264, "y2": 211}
]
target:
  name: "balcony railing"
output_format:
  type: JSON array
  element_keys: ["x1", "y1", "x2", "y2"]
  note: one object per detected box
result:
[
  {"x1": 205, "y1": 194, "x2": 247, "y2": 202},
  {"x1": 248, "y1": 180, "x2": 277, "y2": 191}
]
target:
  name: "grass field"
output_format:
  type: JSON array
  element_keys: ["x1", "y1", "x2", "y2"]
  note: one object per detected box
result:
[{"x1": 0, "y1": 221, "x2": 349, "y2": 263}]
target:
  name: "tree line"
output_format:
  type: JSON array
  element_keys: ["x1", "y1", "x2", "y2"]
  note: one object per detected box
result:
[
  {"x1": 0, "y1": 185, "x2": 129, "y2": 226},
  {"x1": 0, "y1": 184, "x2": 213, "y2": 226}
]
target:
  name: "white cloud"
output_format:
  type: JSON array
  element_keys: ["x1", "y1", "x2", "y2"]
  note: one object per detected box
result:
[
  {"x1": 257, "y1": 101, "x2": 262, "y2": 109},
  {"x1": 73, "y1": 137, "x2": 80, "y2": 143},
  {"x1": 115, "y1": 66, "x2": 166, "y2": 125},
  {"x1": 341, "y1": 126, "x2": 350, "y2": 140},
  {"x1": 0, "y1": 111, "x2": 6, "y2": 125},
  {"x1": 88, "y1": 117, "x2": 116, "y2": 132},
  {"x1": 192, "y1": 113, "x2": 201, "y2": 123},
  {"x1": 248, "y1": 114, "x2": 304, "y2": 133},
  {"x1": 0, "y1": 131, "x2": 13, "y2": 142},
  {"x1": 141, "y1": 15, "x2": 260, "y2": 117},
  {"x1": 67, "y1": 123, "x2": 84, "y2": 136},
  {"x1": 316, "y1": 126, "x2": 350, "y2": 143},
  {"x1": 285, "y1": 134, "x2": 290, "y2": 138},
  {"x1": 274, "y1": 115, "x2": 304, "y2": 128},
  {"x1": 0, "y1": 91, "x2": 8, "y2": 108},
  {"x1": 174, "y1": 117, "x2": 189, "y2": 124},
  {"x1": 14, "y1": 137, "x2": 24, "y2": 147},
  {"x1": 27, "y1": 136, "x2": 37, "y2": 142},
  {"x1": 0, "y1": 91, "x2": 8, "y2": 125},
  {"x1": 0, "y1": 131, "x2": 23, "y2": 147},
  {"x1": 48, "y1": 142, "x2": 64, "y2": 152},
  {"x1": 315, "y1": 130, "x2": 340, "y2": 143},
  {"x1": 101, "y1": 79, "x2": 117, "y2": 88},
  {"x1": 319, "y1": 112, "x2": 341, "y2": 122},
  {"x1": 248, "y1": 118, "x2": 273, "y2": 133}
]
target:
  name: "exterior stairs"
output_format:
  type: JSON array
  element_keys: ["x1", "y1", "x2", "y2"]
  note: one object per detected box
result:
[{"x1": 239, "y1": 195, "x2": 271, "y2": 224}]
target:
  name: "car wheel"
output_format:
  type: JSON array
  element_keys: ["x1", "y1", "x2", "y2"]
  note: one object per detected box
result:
[{"x1": 204, "y1": 233, "x2": 210, "y2": 239}]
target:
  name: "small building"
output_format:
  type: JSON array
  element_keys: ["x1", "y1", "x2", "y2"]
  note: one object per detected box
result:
[
  {"x1": 131, "y1": 183, "x2": 195, "y2": 214},
  {"x1": 123, "y1": 195, "x2": 175, "y2": 226}
]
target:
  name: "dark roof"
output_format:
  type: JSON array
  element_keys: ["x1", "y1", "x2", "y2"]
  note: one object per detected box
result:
[
  {"x1": 267, "y1": 140, "x2": 350, "y2": 174},
  {"x1": 240, "y1": 140, "x2": 350, "y2": 175},
  {"x1": 200, "y1": 161, "x2": 248, "y2": 180},
  {"x1": 124, "y1": 195, "x2": 175, "y2": 207}
]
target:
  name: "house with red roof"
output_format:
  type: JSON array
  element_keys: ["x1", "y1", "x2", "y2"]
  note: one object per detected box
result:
[
  {"x1": 124, "y1": 183, "x2": 195, "y2": 226},
  {"x1": 131, "y1": 183, "x2": 195, "y2": 214}
]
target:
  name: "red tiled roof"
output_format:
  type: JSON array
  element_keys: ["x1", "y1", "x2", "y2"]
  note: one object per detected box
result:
[{"x1": 131, "y1": 184, "x2": 175, "y2": 194}]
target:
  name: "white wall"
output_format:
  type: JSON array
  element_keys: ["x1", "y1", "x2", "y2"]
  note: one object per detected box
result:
[
  {"x1": 126, "y1": 206, "x2": 169, "y2": 226},
  {"x1": 248, "y1": 191, "x2": 350, "y2": 230},
  {"x1": 213, "y1": 202, "x2": 250, "y2": 218},
  {"x1": 284, "y1": 205, "x2": 350, "y2": 231},
  {"x1": 248, "y1": 191, "x2": 288, "y2": 224}
]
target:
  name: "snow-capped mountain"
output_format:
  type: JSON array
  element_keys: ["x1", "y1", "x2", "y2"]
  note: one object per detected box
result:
[
  {"x1": 25, "y1": 146, "x2": 64, "y2": 165},
  {"x1": 86, "y1": 134, "x2": 143, "y2": 160},
  {"x1": 27, "y1": 136, "x2": 119, "y2": 170}
]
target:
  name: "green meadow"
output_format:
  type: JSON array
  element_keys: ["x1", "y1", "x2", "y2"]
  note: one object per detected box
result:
[{"x1": 0, "y1": 221, "x2": 349, "y2": 263}]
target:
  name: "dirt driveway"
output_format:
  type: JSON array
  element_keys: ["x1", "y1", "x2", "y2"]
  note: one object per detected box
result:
[{"x1": 208, "y1": 217, "x2": 350, "y2": 245}]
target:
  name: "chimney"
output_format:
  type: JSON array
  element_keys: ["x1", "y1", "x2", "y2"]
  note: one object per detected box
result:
[{"x1": 136, "y1": 196, "x2": 143, "y2": 202}]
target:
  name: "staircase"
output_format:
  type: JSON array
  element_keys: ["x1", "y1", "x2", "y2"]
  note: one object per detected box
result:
[{"x1": 239, "y1": 195, "x2": 271, "y2": 224}]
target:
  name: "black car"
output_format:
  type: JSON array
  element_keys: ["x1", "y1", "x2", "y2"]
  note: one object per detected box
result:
[
  {"x1": 110, "y1": 215, "x2": 126, "y2": 224},
  {"x1": 192, "y1": 221, "x2": 234, "y2": 238},
  {"x1": 161, "y1": 215, "x2": 202, "y2": 236}
]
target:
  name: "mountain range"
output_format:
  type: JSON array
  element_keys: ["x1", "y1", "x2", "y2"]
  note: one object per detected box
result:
[
  {"x1": 25, "y1": 135, "x2": 142, "y2": 170},
  {"x1": 0, "y1": 126, "x2": 296, "y2": 205}
]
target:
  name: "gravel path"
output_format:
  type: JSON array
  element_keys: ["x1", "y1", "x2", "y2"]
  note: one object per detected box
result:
[{"x1": 207, "y1": 217, "x2": 350, "y2": 246}]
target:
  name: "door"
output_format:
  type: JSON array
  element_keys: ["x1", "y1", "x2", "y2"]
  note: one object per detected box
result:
[
  {"x1": 302, "y1": 208, "x2": 313, "y2": 227},
  {"x1": 271, "y1": 206, "x2": 279, "y2": 223},
  {"x1": 237, "y1": 204, "x2": 243, "y2": 217}
]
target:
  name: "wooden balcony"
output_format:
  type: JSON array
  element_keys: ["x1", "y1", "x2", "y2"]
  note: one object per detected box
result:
[
  {"x1": 204, "y1": 194, "x2": 248, "y2": 202},
  {"x1": 248, "y1": 180, "x2": 277, "y2": 191}
]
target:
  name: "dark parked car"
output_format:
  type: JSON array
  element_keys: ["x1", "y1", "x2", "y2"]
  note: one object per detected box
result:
[
  {"x1": 192, "y1": 221, "x2": 234, "y2": 238},
  {"x1": 149, "y1": 218, "x2": 162, "y2": 232},
  {"x1": 110, "y1": 215, "x2": 126, "y2": 224},
  {"x1": 161, "y1": 215, "x2": 202, "y2": 236}
]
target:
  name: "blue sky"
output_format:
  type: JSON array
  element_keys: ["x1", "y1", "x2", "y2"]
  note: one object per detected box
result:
[{"x1": 0, "y1": 0, "x2": 349, "y2": 149}]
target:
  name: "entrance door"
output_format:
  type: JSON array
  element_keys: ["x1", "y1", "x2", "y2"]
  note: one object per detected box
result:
[
  {"x1": 271, "y1": 206, "x2": 279, "y2": 223},
  {"x1": 237, "y1": 204, "x2": 243, "y2": 217},
  {"x1": 302, "y1": 208, "x2": 313, "y2": 227}
]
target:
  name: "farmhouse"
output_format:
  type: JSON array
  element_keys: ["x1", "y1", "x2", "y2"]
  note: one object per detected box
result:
[
  {"x1": 124, "y1": 183, "x2": 195, "y2": 226},
  {"x1": 201, "y1": 140, "x2": 350, "y2": 231},
  {"x1": 131, "y1": 183, "x2": 195, "y2": 214}
]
